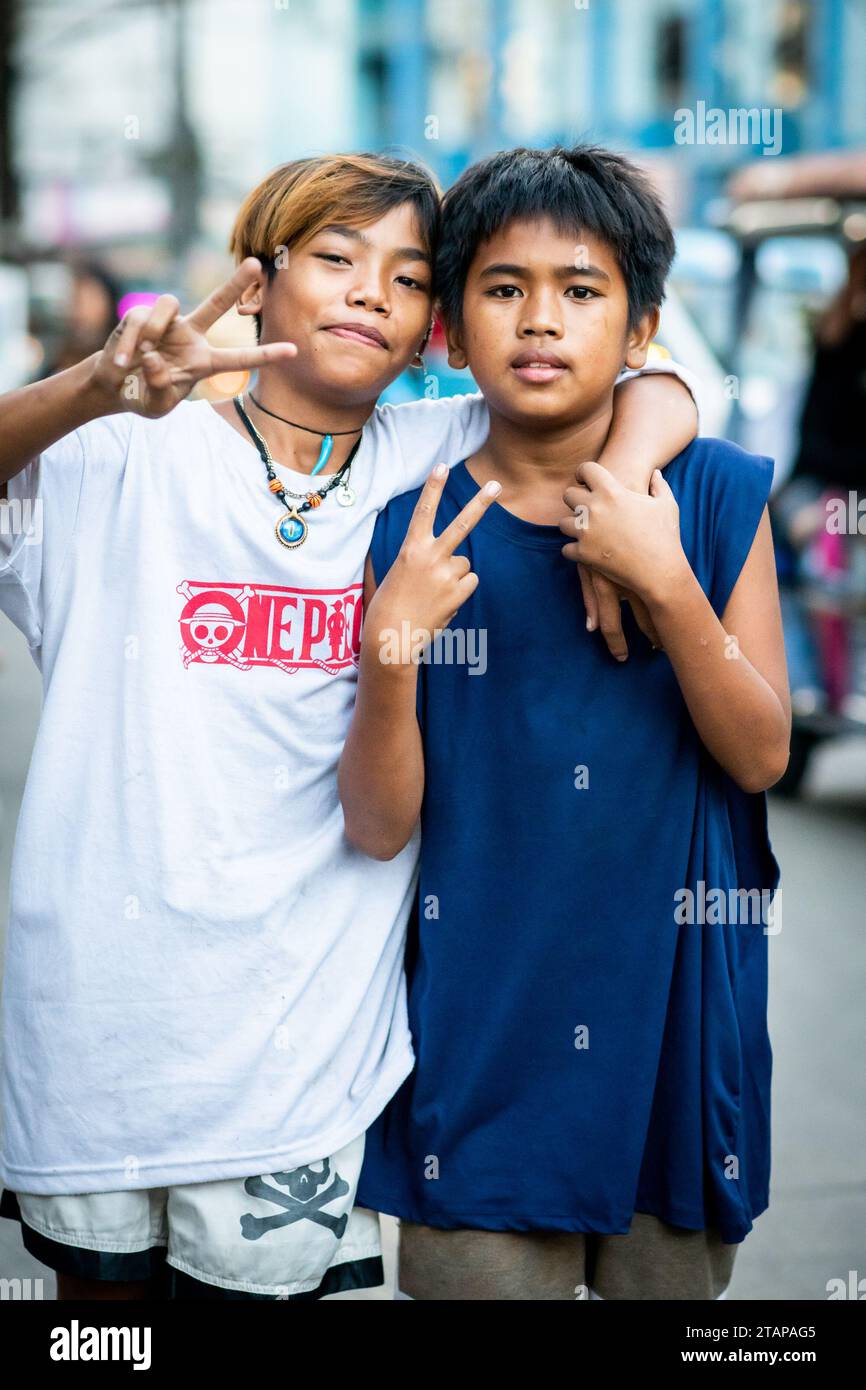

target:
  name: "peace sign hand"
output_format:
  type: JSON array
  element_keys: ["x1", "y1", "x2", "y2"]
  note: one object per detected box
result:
[
  {"x1": 365, "y1": 463, "x2": 501, "y2": 663},
  {"x1": 91, "y1": 258, "x2": 297, "y2": 418}
]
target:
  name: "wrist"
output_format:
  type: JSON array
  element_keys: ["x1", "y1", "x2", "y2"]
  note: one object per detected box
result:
[
  {"x1": 360, "y1": 615, "x2": 423, "y2": 678},
  {"x1": 595, "y1": 447, "x2": 657, "y2": 493},
  {"x1": 641, "y1": 552, "x2": 697, "y2": 614},
  {"x1": 78, "y1": 352, "x2": 123, "y2": 420}
]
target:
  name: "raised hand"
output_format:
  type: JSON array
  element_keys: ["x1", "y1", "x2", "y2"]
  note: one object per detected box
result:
[
  {"x1": 560, "y1": 461, "x2": 686, "y2": 654},
  {"x1": 91, "y1": 258, "x2": 297, "y2": 418},
  {"x1": 365, "y1": 462, "x2": 501, "y2": 661}
]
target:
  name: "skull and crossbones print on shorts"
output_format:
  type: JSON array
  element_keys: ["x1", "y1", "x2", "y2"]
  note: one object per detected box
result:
[{"x1": 9, "y1": 1131, "x2": 383, "y2": 1298}]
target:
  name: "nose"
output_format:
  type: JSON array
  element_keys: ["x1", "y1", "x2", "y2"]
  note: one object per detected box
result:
[
  {"x1": 517, "y1": 288, "x2": 563, "y2": 339},
  {"x1": 346, "y1": 264, "x2": 391, "y2": 316}
]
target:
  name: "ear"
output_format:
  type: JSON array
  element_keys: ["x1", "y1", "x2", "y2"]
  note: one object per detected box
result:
[
  {"x1": 442, "y1": 315, "x2": 468, "y2": 372},
  {"x1": 236, "y1": 268, "x2": 265, "y2": 318},
  {"x1": 624, "y1": 305, "x2": 660, "y2": 370}
]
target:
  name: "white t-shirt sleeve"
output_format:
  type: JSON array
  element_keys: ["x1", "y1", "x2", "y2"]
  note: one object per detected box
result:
[
  {"x1": 372, "y1": 392, "x2": 490, "y2": 502},
  {"x1": 0, "y1": 431, "x2": 86, "y2": 650}
]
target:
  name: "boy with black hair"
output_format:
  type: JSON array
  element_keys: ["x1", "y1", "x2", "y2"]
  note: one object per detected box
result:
[{"x1": 341, "y1": 145, "x2": 790, "y2": 1300}]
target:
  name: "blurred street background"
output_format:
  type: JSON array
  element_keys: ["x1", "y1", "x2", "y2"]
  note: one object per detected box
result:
[{"x1": 1, "y1": 0, "x2": 865, "y2": 1300}]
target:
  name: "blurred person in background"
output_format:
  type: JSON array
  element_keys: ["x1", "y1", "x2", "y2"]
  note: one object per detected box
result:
[
  {"x1": 771, "y1": 241, "x2": 866, "y2": 722},
  {"x1": 37, "y1": 260, "x2": 122, "y2": 379}
]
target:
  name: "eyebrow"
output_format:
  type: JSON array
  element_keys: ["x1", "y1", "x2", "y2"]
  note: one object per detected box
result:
[
  {"x1": 319, "y1": 224, "x2": 432, "y2": 267},
  {"x1": 478, "y1": 261, "x2": 611, "y2": 283}
]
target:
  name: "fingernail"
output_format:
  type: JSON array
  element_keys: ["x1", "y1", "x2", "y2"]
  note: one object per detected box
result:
[
  {"x1": 616, "y1": 654, "x2": 627, "y2": 662},
  {"x1": 586, "y1": 617, "x2": 595, "y2": 631},
  {"x1": 484, "y1": 480, "x2": 501, "y2": 497},
  {"x1": 433, "y1": 463, "x2": 447, "y2": 479},
  {"x1": 114, "y1": 353, "x2": 128, "y2": 367}
]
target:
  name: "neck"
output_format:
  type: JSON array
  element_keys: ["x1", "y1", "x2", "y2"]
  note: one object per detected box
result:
[
  {"x1": 242, "y1": 365, "x2": 375, "y2": 475},
  {"x1": 475, "y1": 400, "x2": 614, "y2": 493}
]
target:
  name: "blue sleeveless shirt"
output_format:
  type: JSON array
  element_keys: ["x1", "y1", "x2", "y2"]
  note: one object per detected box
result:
[{"x1": 356, "y1": 438, "x2": 780, "y2": 1243}]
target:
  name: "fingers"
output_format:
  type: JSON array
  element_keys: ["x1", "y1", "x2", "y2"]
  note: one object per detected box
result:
[
  {"x1": 437, "y1": 479, "x2": 501, "y2": 554},
  {"x1": 563, "y1": 483, "x2": 590, "y2": 512},
  {"x1": 140, "y1": 348, "x2": 172, "y2": 392},
  {"x1": 111, "y1": 295, "x2": 180, "y2": 369},
  {"x1": 558, "y1": 509, "x2": 585, "y2": 542},
  {"x1": 209, "y1": 341, "x2": 297, "y2": 374},
  {"x1": 574, "y1": 459, "x2": 610, "y2": 490},
  {"x1": 453, "y1": 570, "x2": 480, "y2": 608},
  {"x1": 592, "y1": 573, "x2": 629, "y2": 662},
  {"x1": 187, "y1": 257, "x2": 264, "y2": 333},
  {"x1": 649, "y1": 467, "x2": 673, "y2": 499},
  {"x1": 405, "y1": 463, "x2": 449, "y2": 541},
  {"x1": 576, "y1": 563, "x2": 599, "y2": 632},
  {"x1": 136, "y1": 294, "x2": 180, "y2": 354},
  {"x1": 628, "y1": 593, "x2": 663, "y2": 650},
  {"x1": 111, "y1": 304, "x2": 153, "y2": 369}
]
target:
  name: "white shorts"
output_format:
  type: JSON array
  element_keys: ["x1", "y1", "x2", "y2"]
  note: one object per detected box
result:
[{"x1": 1, "y1": 1130, "x2": 382, "y2": 1299}]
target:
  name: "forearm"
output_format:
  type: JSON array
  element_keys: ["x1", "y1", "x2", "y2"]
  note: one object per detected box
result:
[
  {"x1": 339, "y1": 644, "x2": 424, "y2": 860},
  {"x1": 601, "y1": 374, "x2": 698, "y2": 487},
  {"x1": 0, "y1": 353, "x2": 118, "y2": 488},
  {"x1": 647, "y1": 566, "x2": 790, "y2": 792}
]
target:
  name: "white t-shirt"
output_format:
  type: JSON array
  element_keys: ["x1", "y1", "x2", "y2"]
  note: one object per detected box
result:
[{"x1": 0, "y1": 364, "x2": 695, "y2": 1194}]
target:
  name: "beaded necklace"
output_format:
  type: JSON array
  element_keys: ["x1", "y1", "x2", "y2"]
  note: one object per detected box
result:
[{"x1": 232, "y1": 394, "x2": 359, "y2": 549}]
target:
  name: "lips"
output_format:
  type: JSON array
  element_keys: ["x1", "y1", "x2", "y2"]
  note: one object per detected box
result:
[
  {"x1": 510, "y1": 348, "x2": 568, "y2": 383},
  {"x1": 324, "y1": 323, "x2": 389, "y2": 350}
]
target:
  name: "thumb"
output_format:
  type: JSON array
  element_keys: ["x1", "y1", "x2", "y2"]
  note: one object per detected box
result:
[{"x1": 649, "y1": 467, "x2": 670, "y2": 498}]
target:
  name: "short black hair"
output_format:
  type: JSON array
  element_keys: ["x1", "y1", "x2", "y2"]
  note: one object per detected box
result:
[{"x1": 435, "y1": 144, "x2": 675, "y2": 333}]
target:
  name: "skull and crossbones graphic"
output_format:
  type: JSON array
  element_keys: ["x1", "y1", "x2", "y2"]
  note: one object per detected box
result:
[{"x1": 240, "y1": 1158, "x2": 350, "y2": 1241}]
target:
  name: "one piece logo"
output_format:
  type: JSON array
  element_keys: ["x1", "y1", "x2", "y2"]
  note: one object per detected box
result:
[
  {"x1": 177, "y1": 579, "x2": 363, "y2": 675},
  {"x1": 240, "y1": 1160, "x2": 350, "y2": 1240}
]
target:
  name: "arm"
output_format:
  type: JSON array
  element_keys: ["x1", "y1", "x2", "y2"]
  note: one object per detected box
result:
[
  {"x1": 338, "y1": 555, "x2": 426, "y2": 860},
  {"x1": 0, "y1": 354, "x2": 116, "y2": 495},
  {"x1": 560, "y1": 465, "x2": 791, "y2": 793},
  {"x1": 581, "y1": 371, "x2": 699, "y2": 660},
  {"x1": 339, "y1": 467, "x2": 498, "y2": 860},
  {"x1": 600, "y1": 370, "x2": 698, "y2": 490},
  {"x1": 0, "y1": 258, "x2": 295, "y2": 494},
  {"x1": 646, "y1": 505, "x2": 791, "y2": 792}
]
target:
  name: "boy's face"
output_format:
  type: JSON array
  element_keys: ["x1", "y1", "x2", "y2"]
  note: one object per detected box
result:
[
  {"x1": 239, "y1": 202, "x2": 433, "y2": 406},
  {"x1": 445, "y1": 216, "x2": 659, "y2": 427}
]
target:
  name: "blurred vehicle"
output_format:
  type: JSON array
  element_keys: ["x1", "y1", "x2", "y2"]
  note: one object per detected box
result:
[{"x1": 717, "y1": 152, "x2": 866, "y2": 795}]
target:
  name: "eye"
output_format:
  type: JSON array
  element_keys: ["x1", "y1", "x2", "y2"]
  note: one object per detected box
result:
[
  {"x1": 396, "y1": 275, "x2": 428, "y2": 292},
  {"x1": 566, "y1": 285, "x2": 600, "y2": 300},
  {"x1": 316, "y1": 253, "x2": 351, "y2": 266},
  {"x1": 486, "y1": 285, "x2": 522, "y2": 299}
]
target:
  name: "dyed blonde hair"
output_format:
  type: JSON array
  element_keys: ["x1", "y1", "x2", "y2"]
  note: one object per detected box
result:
[{"x1": 230, "y1": 152, "x2": 441, "y2": 337}]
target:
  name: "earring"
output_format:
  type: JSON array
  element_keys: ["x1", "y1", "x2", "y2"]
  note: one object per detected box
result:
[{"x1": 411, "y1": 321, "x2": 434, "y2": 371}]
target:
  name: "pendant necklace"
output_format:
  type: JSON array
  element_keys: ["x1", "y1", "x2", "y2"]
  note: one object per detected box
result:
[{"x1": 232, "y1": 393, "x2": 361, "y2": 549}]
